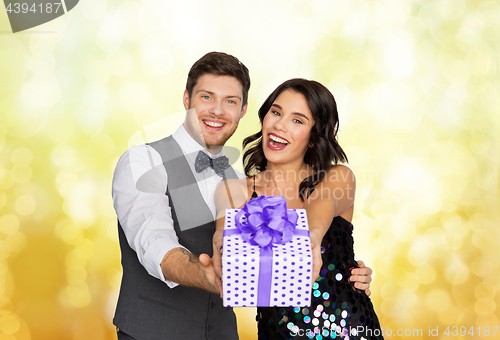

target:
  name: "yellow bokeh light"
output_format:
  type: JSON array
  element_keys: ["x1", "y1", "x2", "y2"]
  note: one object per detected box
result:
[
  {"x1": 0, "y1": 241, "x2": 9, "y2": 260},
  {"x1": 474, "y1": 298, "x2": 497, "y2": 316},
  {"x1": 415, "y1": 264, "x2": 436, "y2": 285},
  {"x1": 10, "y1": 164, "x2": 32, "y2": 183},
  {"x1": 425, "y1": 289, "x2": 451, "y2": 313},
  {"x1": 0, "y1": 37, "x2": 29, "y2": 91},
  {"x1": 5, "y1": 233, "x2": 26, "y2": 253},
  {"x1": 10, "y1": 147, "x2": 33, "y2": 165},
  {"x1": 0, "y1": 314, "x2": 20, "y2": 335},
  {"x1": 14, "y1": 195, "x2": 36, "y2": 216},
  {"x1": 0, "y1": 215, "x2": 19, "y2": 235},
  {"x1": 59, "y1": 282, "x2": 92, "y2": 309}
]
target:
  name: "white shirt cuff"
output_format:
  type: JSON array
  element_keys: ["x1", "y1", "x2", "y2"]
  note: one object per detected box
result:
[{"x1": 143, "y1": 237, "x2": 187, "y2": 289}]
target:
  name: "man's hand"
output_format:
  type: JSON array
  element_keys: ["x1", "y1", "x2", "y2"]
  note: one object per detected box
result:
[
  {"x1": 349, "y1": 260, "x2": 373, "y2": 296},
  {"x1": 199, "y1": 254, "x2": 222, "y2": 296}
]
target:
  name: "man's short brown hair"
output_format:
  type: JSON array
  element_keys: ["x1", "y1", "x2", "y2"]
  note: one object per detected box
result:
[{"x1": 186, "y1": 52, "x2": 251, "y2": 106}]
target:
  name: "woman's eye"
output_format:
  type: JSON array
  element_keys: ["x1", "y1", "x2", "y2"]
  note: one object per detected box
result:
[
  {"x1": 293, "y1": 119, "x2": 303, "y2": 124},
  {"x1": 272, "y1": 110, "x2": 281, "y2": 116}
]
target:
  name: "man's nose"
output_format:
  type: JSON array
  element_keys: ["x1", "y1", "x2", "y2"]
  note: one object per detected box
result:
[{"x1": 209, "y1": 99, "x2": 224, "y2": 116}]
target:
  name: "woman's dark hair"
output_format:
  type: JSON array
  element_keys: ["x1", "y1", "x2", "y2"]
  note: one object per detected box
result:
[
  {"x1": 186, "y1": 51, "x2": 251, "y2": 106},
  {"x1": 242, "y1": 78, "x2": 348, "y2": 200}
]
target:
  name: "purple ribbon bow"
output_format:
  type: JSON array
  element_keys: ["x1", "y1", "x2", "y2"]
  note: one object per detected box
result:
[{"x1": 234, "y1": 195, "x2": 299, "y2": 248}]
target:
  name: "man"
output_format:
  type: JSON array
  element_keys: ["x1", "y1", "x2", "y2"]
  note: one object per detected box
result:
[{"x1": 112, "y1": 52, "x2": 372, "y2": 340}]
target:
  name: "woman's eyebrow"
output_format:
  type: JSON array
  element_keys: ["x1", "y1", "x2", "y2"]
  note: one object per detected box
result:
[{"x1": 272, "y1": 103, "x2": 310, "y2": 121}]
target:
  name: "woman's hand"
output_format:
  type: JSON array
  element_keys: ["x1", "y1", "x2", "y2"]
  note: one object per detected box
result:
[
  {"x1": 349, "y1": 260, "x2": 373, "y2": 296},
  {"x1": 310, "y1": 232, "x2": 323, "y2": 283}
]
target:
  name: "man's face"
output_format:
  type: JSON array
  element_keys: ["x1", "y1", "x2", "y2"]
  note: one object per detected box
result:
[{"x1": 183, "y1": 74, "x2": 247, "y2": 154}]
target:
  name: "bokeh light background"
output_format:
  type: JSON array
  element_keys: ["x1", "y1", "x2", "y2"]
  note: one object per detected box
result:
[{"x1": 0, "y1": 0, "x2": 499, "y2": 339}]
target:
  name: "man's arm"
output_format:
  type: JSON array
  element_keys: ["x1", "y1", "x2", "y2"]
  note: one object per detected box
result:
[
  {"x1": 113, "y1": 145, "x2": 220, "y2": 292},
  {"x1": 161, "y1": 247, "x2": 221, "y2": 294}
]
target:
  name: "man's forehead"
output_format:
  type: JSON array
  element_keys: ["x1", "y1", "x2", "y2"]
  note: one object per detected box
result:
[{"x1": 193, "y1": 74, "x2": 243, "y2": 97}]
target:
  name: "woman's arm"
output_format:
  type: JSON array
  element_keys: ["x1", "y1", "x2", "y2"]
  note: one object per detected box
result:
[
  {"x1": 303, "y1": 165, "x2": 356, "y2": 281},
  {"x1": 210, "y1": 179, "x2": 249, "y2": 280},
  {"x1": 305, "y1": 164, "x2": 356, "y2": 242}
]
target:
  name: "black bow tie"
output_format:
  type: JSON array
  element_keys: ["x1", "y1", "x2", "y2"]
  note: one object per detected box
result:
[{"x1": 194, "y1": 151, "x2": 230, "y2": 177}]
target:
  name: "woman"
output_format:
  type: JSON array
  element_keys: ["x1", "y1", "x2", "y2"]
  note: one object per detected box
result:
[{"x1": 213, "y1": 79, "x2": 383, "y2": 339}]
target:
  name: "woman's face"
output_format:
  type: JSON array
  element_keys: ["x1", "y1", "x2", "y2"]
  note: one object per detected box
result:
[{"x1": 262, "y1": 89, "x2": 315, "y2": 167}]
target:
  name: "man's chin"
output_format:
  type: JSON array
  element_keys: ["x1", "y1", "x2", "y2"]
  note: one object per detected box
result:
[{"x1": 202, "y1": 132, "x2": 234, "y2": 149}]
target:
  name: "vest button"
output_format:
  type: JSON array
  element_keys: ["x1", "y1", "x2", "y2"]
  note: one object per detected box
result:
[
  {"x1": 210, "y1": 302, "x2": 216, "y2": 308},
  {"x1": 207, "y1": 325, "x2": 213, "y2": 331}
]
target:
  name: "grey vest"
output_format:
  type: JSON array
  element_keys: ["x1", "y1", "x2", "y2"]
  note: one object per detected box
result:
[{"x1": 114, "y1": 136, "x2": 239, "y2": 340}]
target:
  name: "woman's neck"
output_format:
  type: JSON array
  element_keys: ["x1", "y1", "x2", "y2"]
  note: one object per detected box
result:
[{"x1": 259, "y1": 161, "x2": 313, "y2": 191}]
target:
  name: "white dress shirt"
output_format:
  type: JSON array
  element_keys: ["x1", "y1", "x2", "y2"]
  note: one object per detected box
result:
[{"x1": 112, "y1": 124, "x2": 243, "y2": 288}]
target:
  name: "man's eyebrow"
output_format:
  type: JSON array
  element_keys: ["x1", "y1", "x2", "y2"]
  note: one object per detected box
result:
[
  {"x1": 271, "y1": 103, "x2": 310, "y2": 121},
  {"x1": 196, "y1": 89, "x2": 242, "y2": 100},
  {"x1": 196, "y1": 89, "x2": 215, "y2": 96}
]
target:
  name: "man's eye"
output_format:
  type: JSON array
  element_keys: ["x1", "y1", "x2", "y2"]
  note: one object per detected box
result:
[
  {"x1": 202, "y1": 95, "x2": 210, "y2": 100},
  {"x1": 228, "y1": 100, "x2": 236, "y2": 104}
]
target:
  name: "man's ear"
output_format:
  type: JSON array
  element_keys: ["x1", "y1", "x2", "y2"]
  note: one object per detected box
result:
[
  {"x1": 183, "y1": 89, "x2": 190, "y2": 110},
  {"x1": 239, "y1": 103, "x2": 248, "y2": 119}
]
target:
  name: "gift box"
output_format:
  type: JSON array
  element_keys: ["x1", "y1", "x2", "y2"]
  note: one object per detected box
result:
[{"x1": 222, "y1": 195, "x2": 312, "y2": 307}]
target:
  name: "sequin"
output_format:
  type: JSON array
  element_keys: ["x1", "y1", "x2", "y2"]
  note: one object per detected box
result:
[{"x1": 257, "y1": 216, "x2": 384, "y2": 339}]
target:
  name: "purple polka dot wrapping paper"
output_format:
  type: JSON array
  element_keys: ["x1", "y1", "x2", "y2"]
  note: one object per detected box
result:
[{"x1": 222, "y1": 208, "x2": 313, "y2": 307}]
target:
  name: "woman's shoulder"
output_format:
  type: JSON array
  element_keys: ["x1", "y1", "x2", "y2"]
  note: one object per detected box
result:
[{"x1": 322, "y1": 164, "x2": 355, "y2": 187}]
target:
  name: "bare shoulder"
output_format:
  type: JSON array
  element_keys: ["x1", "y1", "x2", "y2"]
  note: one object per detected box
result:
[
  {"x1": 306, "y1": 164, "x2": 355, "y2": 215},
  {"x1": 322, "y1": 164, "x2": 356, "y2": 187}
]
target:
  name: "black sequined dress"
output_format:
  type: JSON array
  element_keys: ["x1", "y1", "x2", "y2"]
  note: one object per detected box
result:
[{"x1": 256, "y1": 216, "x2": 384, "y2": 340}]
